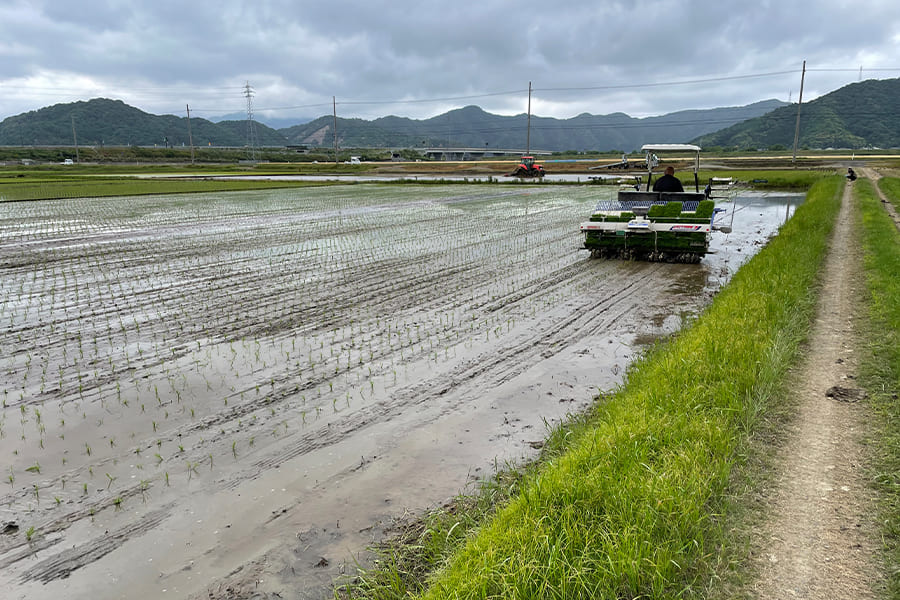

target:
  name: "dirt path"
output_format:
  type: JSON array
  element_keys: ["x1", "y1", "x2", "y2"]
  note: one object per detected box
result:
[{"x1": 750, "y1": 178, "x2": 881, "y2": 598}]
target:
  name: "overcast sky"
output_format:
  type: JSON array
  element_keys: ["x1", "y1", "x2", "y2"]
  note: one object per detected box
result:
[{"x1": 1, "y1": 0, "x2": 898, "y2": 125}]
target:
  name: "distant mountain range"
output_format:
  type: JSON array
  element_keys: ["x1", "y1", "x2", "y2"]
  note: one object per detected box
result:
[
  {"x1": 3, "y1": 79, "x2": 897, "y2": 152},
  {"x1": 280, "y1": 101, "x2": 787, "y2": 152},
  {"x1": 694, "y1": 77, "x2": 900, "y2": 149},
  {"x1": 0, "y1": 97, "x2": 787, "y2": 153}
]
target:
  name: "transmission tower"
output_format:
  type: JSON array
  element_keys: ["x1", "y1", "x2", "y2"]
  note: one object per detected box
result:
[{"x1": 244, "y1": 81, "x2": 258, "y2": 161}]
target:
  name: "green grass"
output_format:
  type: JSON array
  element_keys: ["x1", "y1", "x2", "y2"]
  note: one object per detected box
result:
[
  {"x1": 341, "y1": 407, "x2": 620, "y2": 599},
  {"x1": 340, "y1": 177, "x2": 843, "y2": 599},
  {"x1": 877, "y1": 176, "x2": 900, "y2": 213},
  {"x1": 699, "y1": 169, "x2": 832, "y2": 190},
  {"x1": 858, "y1": 177, "x2": 900, "y2": 598}
]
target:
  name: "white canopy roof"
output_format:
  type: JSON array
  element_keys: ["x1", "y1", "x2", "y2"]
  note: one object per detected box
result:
[{"x1": 640, "y1": 144, "x2": 701, "y2": 152}]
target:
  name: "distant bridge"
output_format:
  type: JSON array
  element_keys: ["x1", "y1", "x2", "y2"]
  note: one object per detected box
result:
[{"x1": 419, "y1": 148, "x2": 552, "y2": 161}]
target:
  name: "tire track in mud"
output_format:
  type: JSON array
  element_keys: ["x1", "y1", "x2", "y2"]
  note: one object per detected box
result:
[
  {"x1": 211, "y1": 255, "x2": 628, "y2": 472},
  {"x1": 244, "y1": 259, "x2": 668, "y2": 475},
  {"x1": 6, "y1": 506, "x2": 172, "y2": 584}
]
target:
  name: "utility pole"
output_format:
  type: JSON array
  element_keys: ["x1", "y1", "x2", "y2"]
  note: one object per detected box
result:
[
  {"x1": 526, "y1": 81, "x2": 532, "y2": 155},
  {"x1": 186, "y1": 104, "x2": 195, "y2": 165},
  {"x1": 791, "y1": 60, "x2": 806, "y2": 166},
  {"x1": 333, "y1": 96, "x2": 339, "y2": 164},
  {"x1": 71, "y1": 116, "x2": 80, "y2": 163},
  {"x1": 244, "y1": 82, "x2": 258, "y2": 162}
]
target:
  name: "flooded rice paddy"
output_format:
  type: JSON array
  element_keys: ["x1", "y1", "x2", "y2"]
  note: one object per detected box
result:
[{"x1": 0, "y1": 185, "x2": 798, "y2": 599}]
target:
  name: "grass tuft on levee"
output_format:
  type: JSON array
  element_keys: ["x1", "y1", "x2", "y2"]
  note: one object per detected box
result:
[
  {"x1": 858, "y1": 177, "x2": 900, "y2": 598},
  {"x1": 340, "y1": 176, "x2": 843, "y2": 599}
]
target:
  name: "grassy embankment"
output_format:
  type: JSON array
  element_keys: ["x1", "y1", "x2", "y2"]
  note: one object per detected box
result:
[
  {"x1": 341, "y1": 176, "x2": 843, "y2": 598},
  {"x1": 857, "y1": 177, "x2": 900, "y2": 598}
]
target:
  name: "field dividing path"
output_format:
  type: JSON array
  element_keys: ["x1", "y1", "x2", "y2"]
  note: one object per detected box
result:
[{"x1": 749, "y1": 178, "x2": 881, "y2": 598}]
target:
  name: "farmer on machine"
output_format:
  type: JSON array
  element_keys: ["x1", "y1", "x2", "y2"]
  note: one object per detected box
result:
[{"x1": 652, "y1": 166, "x2": 684, "y2": 192}]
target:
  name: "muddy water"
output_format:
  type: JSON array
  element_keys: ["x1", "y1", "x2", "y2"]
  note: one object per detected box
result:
[{"x1": 0, "y1": 187, "x2": 799, "y2": 599}]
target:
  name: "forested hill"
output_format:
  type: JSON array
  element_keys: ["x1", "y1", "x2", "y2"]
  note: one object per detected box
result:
[
  {"x1": 0, "y1": 97, "x2": 787, "y2": 151},
  {"x1": 0, "y1": 99, "x2": 286, "y2": 148},
  {"x1": 693, "y1": 77, "x2": 900, "y2": 150}
]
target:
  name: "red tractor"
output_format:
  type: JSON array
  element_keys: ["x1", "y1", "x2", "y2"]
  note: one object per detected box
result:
[{"x1": 509, "y1": 155, "x2": 545, "y2": 178}]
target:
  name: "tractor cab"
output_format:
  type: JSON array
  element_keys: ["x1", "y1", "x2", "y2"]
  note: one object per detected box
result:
[{"x1": 510, "y1": 155, "x2": 545, "y2": 178}]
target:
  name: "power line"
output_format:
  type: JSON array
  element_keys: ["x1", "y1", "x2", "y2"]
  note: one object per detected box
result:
[
  {"x1": 335, "y1": 89, "x2": 525, "y2": 106},
  {"x1": 535, "y1": 70, "x2": 802, "y2": 93},
  {"x1": 806, "y1": 67, "x2": 900, "y2": 72}
]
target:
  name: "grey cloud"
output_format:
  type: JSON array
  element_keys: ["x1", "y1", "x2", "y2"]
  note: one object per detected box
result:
[{"x1": 1, "y1": 0, "x2": 898, "y2": 122}]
